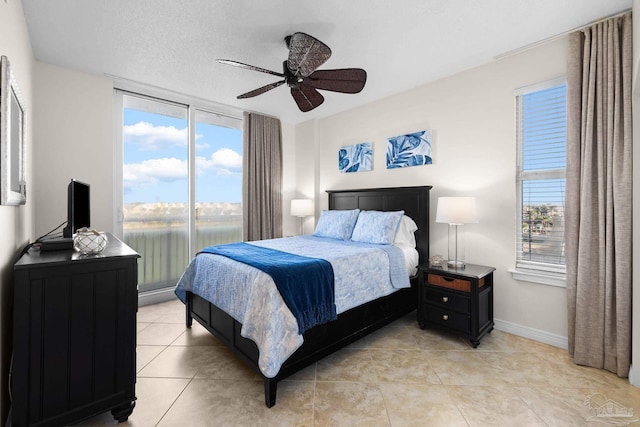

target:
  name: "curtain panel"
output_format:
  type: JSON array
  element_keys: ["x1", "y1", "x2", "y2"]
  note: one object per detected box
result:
[
  {"x1": 566, "y1": 12, "x2": 632, "y2": 377},
  {"x1": 242, "y1": 112, "x2": 283, "y2": 241}
]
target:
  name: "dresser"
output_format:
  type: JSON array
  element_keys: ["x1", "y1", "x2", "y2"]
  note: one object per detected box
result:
[
  {"x1": 12, "y1": 233, "x2": 139, "y2": 426},
  {"x1": 418, "y1": 262, "x2": 494, "y2": 347}
]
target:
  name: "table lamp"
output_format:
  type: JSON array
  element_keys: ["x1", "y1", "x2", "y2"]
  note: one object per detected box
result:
[
  {"x1": 291, "y1": 199, "x2": 314, "y2": 235},
  {"x1": 435, "y1": 197, "x2": 478, "y2": 268}
]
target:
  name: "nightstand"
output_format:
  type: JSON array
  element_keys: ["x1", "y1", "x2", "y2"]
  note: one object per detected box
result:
[{"x1": 418, "y1": 262, "x2": 495, "y2": 347}]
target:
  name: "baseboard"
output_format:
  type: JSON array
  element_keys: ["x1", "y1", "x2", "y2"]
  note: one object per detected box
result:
[
  {"x1": 494, "y1": 318, "x2": 569, "y2": 349},
  {"x1": 138, "y1": 287, "x2": 178, "y2": 307},
  {"x1": 629, "y1": 364, "x2": 640, "y2": 387}
]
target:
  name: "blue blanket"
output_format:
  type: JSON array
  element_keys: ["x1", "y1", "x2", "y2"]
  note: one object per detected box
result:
[{"x1": 199, "y1": 242, "x2": 336, "y2": 334}]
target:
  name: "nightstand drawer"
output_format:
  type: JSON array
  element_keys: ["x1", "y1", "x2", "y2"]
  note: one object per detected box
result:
[
  {"x1": 424, "y1": 305, "x2": 470, "y2": 334},
  {"x1": 425, "y1": 287, "x2": 469, "y2": 313},
  {"x1": 427, "y1": 273, "x2": 471, "y2": 292}
]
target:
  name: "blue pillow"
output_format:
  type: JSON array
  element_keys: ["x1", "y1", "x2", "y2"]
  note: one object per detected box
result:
[
  {"x1": 313, "y1": 209, "x2": 361, "y2": 240},
  {"x1": 351, "y1": 210, "x2": 405, "y2": 244}
]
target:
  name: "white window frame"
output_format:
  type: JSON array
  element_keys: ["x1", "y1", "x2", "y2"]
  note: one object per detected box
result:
[{"x1": 511, "y1": 77, "x2": 566, "y2": 287}]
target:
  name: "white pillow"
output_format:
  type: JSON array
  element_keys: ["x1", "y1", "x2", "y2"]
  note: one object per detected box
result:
[
  {"x1": 313, "y1": 209, "x2": 360, "y2": 240},
  {"x1": 394, "y1": 215, "x2": 418, "y2": 248},
  {"x1": 351, "y1": 210, "x2": 404, "y2": 244}
]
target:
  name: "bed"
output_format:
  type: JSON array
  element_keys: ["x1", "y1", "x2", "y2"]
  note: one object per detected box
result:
[{"x1": 177, "y1": 185, "x2": 431, "y2": 407}]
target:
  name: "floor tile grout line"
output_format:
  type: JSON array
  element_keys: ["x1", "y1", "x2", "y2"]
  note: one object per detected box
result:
[
  {"x1": 516, "y1": 388, "x2": 552, "y2": 427},
  {"x1": 364, "y1": 346, "x2": 394, "y2": 426},
  {"x1": 136, "y1": 344, "x2": 170, "y2": 374},
  {"x1": 153, "y1": 377, "x2": 195, "y2": 426},
  {"x1": 436, "y1": 384, "x2": 472, "y2": 427}
]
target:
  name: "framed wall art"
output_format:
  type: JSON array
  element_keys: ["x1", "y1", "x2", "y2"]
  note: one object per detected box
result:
[
  {"x1": 339, "y1": 142, "x2": 372, "y2": 173},
  {"x1": 1, "y1": 55, "x2": 26, "y2": 205},
  {"x1": 386, "y1": 130, "x2": 432, "y2": 169}
]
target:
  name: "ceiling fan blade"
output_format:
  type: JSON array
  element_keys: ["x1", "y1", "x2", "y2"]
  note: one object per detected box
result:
[
  {"x1": 217, "y1": 59, "x2": 284, "y2": 77},
  {"x1": 305, "y1": 68, "x2": 367, "y2": 94},
  {"x1": 286, "y1": 32, "x2": 331, "y2": 77},
  {"x1": 291, "y1": 85, "x2": 324, "y2": 112},
  {"x1": 237, "y1": 80, "x2": 286, "y2": 99}
]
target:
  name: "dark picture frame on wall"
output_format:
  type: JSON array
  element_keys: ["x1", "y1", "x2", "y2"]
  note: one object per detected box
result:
[{"x1": 1, "y1": 55, "x2": 26, "y2": 206}]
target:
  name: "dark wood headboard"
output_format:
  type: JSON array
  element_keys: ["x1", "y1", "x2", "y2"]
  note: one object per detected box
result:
[{"x1": 326, "y1": 186, "x2": 431, "y2": 264}]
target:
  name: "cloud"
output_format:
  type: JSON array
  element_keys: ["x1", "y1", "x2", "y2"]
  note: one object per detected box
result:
[
  {"x1": 124, "y1": 148, "x2": 242, "y2": 190},
  {"x1": 124, "y1": 157, "x2": 188, "y2": 189},
  {"x1": 210, "y1": 148, "x2": 242, "y2": 169},
  {"x1": 196, "y1": 148, "x2": 242, "y2": 176},
  {"x1": 124, "y1": 121, "x2": 201, "y2": 151}
]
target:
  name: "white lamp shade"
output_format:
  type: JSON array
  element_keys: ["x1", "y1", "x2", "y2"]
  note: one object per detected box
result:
[
  {"x1": 291, "y1": 199, "x2": 314, "y2": 217},
  {"x1": 435, "y1": 197, "x2": 478, "y2": 224}
]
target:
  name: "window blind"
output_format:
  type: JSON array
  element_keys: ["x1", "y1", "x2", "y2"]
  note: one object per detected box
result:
[{"x1": 516, "y1": 84, "x2": 566, "y2": 270}]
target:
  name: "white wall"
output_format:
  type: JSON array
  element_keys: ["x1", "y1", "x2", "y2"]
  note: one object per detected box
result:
[
  {"x1": 0, "y1": 0, "x2": 34, "y2": 421},
  {"x1": 33, "y1": 62, "x2": 115, "y2": 237},
  {"x1": 281, "y1": 120, "x2": 298, "y2": 236},
  {"x1": 295, "y1": 38, "x2": 571, "y2": 343},
  {"x1": 290, "y1": 119, "x2": 319, "y2": 235}
]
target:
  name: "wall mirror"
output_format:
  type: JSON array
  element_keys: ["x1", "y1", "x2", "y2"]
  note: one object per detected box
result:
[{"x1": 1, "y1": 55, "x2": 26, "y2": 206}]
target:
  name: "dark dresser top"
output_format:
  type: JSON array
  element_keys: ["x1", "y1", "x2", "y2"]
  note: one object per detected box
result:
[{"x1": 15, "y1": 232, "x2": 139, "y2": 269}]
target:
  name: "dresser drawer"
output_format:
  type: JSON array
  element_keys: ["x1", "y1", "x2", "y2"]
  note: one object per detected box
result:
[
  {"x1": 427, "y1": 273, "x2": 471, "y2": 292},
  {"x1": 424, "y1": 304, "x2": 470, "y2": 334},
  {"x1": 425, "y1": 287, "x2": 469, "y2": 313}
]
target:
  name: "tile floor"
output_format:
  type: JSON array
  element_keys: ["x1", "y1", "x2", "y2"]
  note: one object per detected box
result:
[{"x1": 78, "y1": 298, "x2": 640, "y2": 426}]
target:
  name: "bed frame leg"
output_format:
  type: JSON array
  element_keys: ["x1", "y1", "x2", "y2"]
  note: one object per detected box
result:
[
  {"x1": 186, "y1": 292, "x2": 193, "y2": 328},
  {"x1": 264, "y1": 379, "x2": 277, "y2": 408}
]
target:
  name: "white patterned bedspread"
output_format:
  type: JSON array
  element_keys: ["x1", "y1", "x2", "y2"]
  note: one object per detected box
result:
[{"x1": 174, "y1": 235, "x2": 414, "y2": 378}]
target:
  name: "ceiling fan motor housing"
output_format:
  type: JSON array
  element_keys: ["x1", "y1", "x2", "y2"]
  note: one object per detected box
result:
[{"x1": 283, "y1": 60, "x2": 303, "y2": 88}]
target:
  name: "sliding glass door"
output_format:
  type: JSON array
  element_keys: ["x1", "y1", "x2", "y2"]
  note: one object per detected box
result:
[
  {"x1": 116, "y1": 91, "x2": 242, "y2": 294},
  {"x1": 194, "y1": 110, "x2": 243, "y2": 249}
]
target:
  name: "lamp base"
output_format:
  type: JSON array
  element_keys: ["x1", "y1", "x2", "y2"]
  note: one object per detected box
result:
[
  {"x1": 447, "y1": 260, "x2": 465, "y2": 269},
  {"x1": 447, "y1": 223, "x2": 466, "y2": 269},
  {"x1": 297, "y1": 216, "x2": 303, "y2": 236}
]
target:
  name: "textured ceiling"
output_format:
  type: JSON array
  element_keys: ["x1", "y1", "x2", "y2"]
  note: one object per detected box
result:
[{"x1": 22, "y1": 0, "x2": 631, "y2": 124}]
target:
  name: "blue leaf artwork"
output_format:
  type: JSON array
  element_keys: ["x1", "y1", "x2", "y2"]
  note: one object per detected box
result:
[
  {"x1": 338, "y1": 142, "x2": 373, "y2": 173},
  {"x1": 386, "y1": 130, "x2": 432, "y2": 169}
]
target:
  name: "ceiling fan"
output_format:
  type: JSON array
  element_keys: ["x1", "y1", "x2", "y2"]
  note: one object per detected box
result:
[{"x1": 217, "y1": 32, "x2": 367, "y2": 112}]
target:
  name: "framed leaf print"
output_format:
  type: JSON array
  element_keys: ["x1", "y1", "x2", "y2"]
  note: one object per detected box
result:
[
  {"x1": 339, "y1": 142, "x2": 372, "y2": 173},
  {"x1": 386, "y1": 130, "x2": 432, "y2": 169}
]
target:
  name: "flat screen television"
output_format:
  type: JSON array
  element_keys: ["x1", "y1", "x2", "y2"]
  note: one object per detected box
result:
[{"x1": 62, "y1": 179, "x2": 90, "y2": 238}]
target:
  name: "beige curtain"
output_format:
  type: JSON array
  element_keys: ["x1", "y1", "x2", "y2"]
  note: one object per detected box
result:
[
  {"x1": 566, "y1": 13, "x2": 632, "y2": 377},
  {"x1": 242, "y1": 112, "x2": 283, "y2": 241}
]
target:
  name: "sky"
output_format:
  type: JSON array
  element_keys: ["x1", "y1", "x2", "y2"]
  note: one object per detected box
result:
[{"x1": 123, "y1": 108, "x2": 242, "y2": 204}]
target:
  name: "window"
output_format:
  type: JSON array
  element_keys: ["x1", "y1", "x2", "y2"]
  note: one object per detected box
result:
[
  {"x1": 114, "y1": 89, "x2": 242, "y2": 295},
  {"x1": 514, "y1": 81, "x2": 566, "y2": 286}
]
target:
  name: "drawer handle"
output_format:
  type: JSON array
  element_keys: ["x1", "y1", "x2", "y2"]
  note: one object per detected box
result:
[
  {"x1": 442, "y1": 296, "x2": 449, "y2": 303},
  {"x1": 443, "y1": 277, "x2": 455, "y2": 282},
  {"x1": 442, "y1": 314, "x2": 449, "y2": 321}
]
